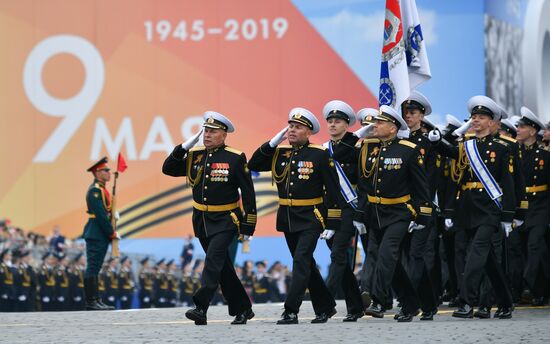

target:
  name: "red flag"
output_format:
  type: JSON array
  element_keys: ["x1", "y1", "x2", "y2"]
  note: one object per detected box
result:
[{"x1": 117, "y1": 153, "x2": 128, "y2": 173}]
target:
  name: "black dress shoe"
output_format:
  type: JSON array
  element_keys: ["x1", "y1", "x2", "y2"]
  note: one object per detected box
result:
[
  {"x1": 185, "y1": 307, "x2": 207, "y2": 325},
  {"x1": 493, "y1": 307, "x2": 502, "y2": 318},
  {"x1": 452, "y1": 304, "x2": 473, "y2": 318},
  {"x1": 393, "y1": 307, "x2": 403, "y2": 320},
  {"x1": 532, "y1": 296, "x2": 546, "y2": 306},
  {"x1": 276, "y1": 311, "x2": 298, "y2": 325},
  {"x1": 361, "y1": 292, "x2": 372, "y2": 309},
  {"x1": 311, "y1": 308, "x2": 337, "y2": 323},
  {"x1": 396, "y1": 312, "x2": 414, "y2": 322},
  {"x1": 231, "y1": 308, "x2": 255, "y2": 325},
  {"x1": 497, "y1": 307, "x2": 512, "y2": 319},
  {"x1": 343, "y1": 311, "x2": 364, "y2": 322},
  {"x1": 364, "y1": 303, "x2": 385, "y2": 318},
  {"x1": 97, "y1": 299, "x2": 115, "y2": 310},
  {"x1": 474, "y1": 306, "x2": 491, "y2": 319},
  {"x1": 420, "y1": 309, "x2": 437, "y2": 321},
  {"x1": 85, "y1": 300, "x2": 104, "y2": 311}
]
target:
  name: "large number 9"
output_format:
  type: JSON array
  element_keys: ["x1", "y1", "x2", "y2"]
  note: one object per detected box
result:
[{"x1": 23, "y1": 35, "x2": 105, "y2": 163}]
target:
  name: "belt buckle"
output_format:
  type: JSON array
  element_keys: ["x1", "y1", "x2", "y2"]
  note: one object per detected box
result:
[
  {"x1": 376, "y1": 196, "x2": 382, "y2": 204},
  {"x1": 288, "y1": 199, "x2": 293, "y2": 206}
]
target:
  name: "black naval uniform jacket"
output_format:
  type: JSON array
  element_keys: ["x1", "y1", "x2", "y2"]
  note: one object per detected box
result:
[
  {"x1": 357, "y1": 137, "x2": 432, "y2": 229},
  {"x1": 324, "y1": 132, "x2": 360, "y2": 229},
  {"x1": 435, "y1": 134, "x2": 516, "y2": 228},
  {"x1": 248, "y1": 141, "x2": 346, "y2": 232},
  {"x1": 407, "y1": 129, "x2": 438, "y2": 199},
  {"x1": 163, "y1": 144, "x2": 257, "y2": 237},
  {"x1": 333, "y1": 137, "x2": 432, "y2": 229},
  {"x1": 15, "y1": 263, "x2": 37, "y2": 311},
  {"x1": 496, "y1": 134, "x2": 527, "y2": 220},
  {"x1": 519, "y1": 142, "x2": 550, "y2": 226}
]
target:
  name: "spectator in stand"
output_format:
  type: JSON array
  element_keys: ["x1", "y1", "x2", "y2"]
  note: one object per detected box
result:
[
  {"x1": 49, "y1": 225, "x2": 66, "y2": 253},
  {"x1": 180, "y1": 234, "x2": 195, "y2": 269}
]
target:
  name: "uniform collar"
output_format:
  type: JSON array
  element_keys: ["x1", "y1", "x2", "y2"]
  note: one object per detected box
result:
[
  {"x1": 206, "y1": 144, "x2": 225, "y2": 154},
  {"x1": 410, "y1": 128, "x2": 422, "y2": 137},
  {"x1": 292, "y1": 140, "x2": 309, "y2": 151},
  {"x1": 94, "y1": 179, "x2": 106, "y2": 188},
  {"x1": 380, "y1": 136, "x2": 398, "y2": 147},
  {"x1": 476, "y1": 134, "x2": 493, "y2": 142}
]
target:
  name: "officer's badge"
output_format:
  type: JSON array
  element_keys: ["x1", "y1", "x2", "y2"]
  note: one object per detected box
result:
[
  {"x1": 371, "y1": 147, "x2": 379, "y2": 156},
  {"x1": 509, "y1": 156, "x2": 514, "y2": 173},
  {"x1": 420, "y1": 148, "x2": 425, "y2": 156},
  {"x1": 93, "y1": 192, "x2": 99, "y2": 198},
  {"x1": 282, "y1": 150, "x2": 292, "y2": 158},
  {"x1": 417, "y1": 156, "x2": 424, "y2": 166},
  {"x1": 194, "y1": 154, "x2": 203, "y2": 164},
  {"x1": 539, "y1": 159, "x2": 544, "y2": 166},
  {"x1": 244, "y1": 163, "x2": 250, "y2": 173},
  {"x1": 207, "y1": 117, "x2": 215, "y2": 123},
  {"x1": 489, "y1": 152, "x2": 496, "y2": 163}
]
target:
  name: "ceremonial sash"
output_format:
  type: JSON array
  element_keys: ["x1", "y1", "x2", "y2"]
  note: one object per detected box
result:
[
  {"x1": 464, "y1": 139, "x2": 502, "y2": 208},
  {"x1": 324, "y1": 141, "x2": 358, "y2": 209}
]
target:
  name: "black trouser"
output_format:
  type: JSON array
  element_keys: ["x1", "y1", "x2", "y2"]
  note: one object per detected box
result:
[
  {"x1": 325, "y1": 207, "x2": 363, "y2": 314},
  {"x1": 454, "y1": 228, "x2": 468, "y2": 296},
  {"x1": 459, "y1": 225, "x2": 512, "y2": 308},
  {"x1": 85, "y1": 239, "x2": 109, "y2": 278},
  {"x1": 524, "y1": 223, "x2": 550, "y2": 298},
  {"x1": 139, "y1": 291, "x2": 152, "y2": 308},
  {"x1": 193, "y1": 230, "x2": 250, "y2": 316},
  {"x1": 370, "y1": 221, "x2": 419, "y2": 314},
  {"x1": 120, "y1": 292, "x2": 133, "y2": 309},
  {"x1": 441, "y1": 228, "x2": 458, "y2": 299},
  {"x1": 407, "y1": 225, "x2": 438, "y2": 312},
  {"x1": 284, "y1": 228, "x2": 336, "y2": 315},
  {"x1": 506, "y1": 228, "x2": 525, "y2": 301},
  {"x1": 479, "y1": 230, "x2": 504, "y2": 307}
]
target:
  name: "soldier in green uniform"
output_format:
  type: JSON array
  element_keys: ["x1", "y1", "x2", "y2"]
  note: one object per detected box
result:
[
  {"x1": 163, "y1": 111, "x2": 257, "y2": 325},
  {"x1": 83, "y1": 157, "x2": 117, "y2": 311}
]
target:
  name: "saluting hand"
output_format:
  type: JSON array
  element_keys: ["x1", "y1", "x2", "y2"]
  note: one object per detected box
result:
[
  {"x1": 353, "y1": 124, "x2": 374, "y2": 139},
  {"x1": 181, "y1": 128, "x2": 204, "y2": 150},
  {"x1": 428, "y1": 129, "x2": 441, "y2": 142},
  {"x1": 269, "y1": 126, "x2": 289, "y2": 147}
]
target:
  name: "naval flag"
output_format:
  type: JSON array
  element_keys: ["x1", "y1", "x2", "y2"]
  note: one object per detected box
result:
[
  {"x1": 401, "y1": 0, "x2": 432, "y2": 89},
  {"x1": 378, "y1": 0, "x2": 410, "y2": 110}
]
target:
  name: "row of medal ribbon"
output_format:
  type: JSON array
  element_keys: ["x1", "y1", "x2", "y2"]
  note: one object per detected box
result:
[{"x1": 298, "y1": 161, "x2": 314, "y2": 179}]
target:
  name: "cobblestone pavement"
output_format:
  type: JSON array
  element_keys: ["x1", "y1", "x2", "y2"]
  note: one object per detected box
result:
[{"x1": 1, "y1": 302, "x2": 549, "y2": 344}]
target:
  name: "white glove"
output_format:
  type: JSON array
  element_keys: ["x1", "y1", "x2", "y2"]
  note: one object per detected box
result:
[
  {"x1": 353, "y1": 221, "x2": 367, "y2": 235},
  {"x1": 512, "y1": 219, "x2": 524, "y2": 229},
  {"x1": 320, "y1": 229, "x2": 335, "y2": 240},
  {"x1": 452, "y1": 119, "x2": 472, "y2": 137},
  {"x1": 428, "y1": 129, "x2": 441, "y2": 142},
  {"x1": 57, "y1": 296, "x2": 65, "y2": 302},
  {"x1": 121, "y1": 296, "x2": 128, "y2": 301},
  {"x1": 143, "y1": 296, "x2": 150, "y2": 302},
  {"x1": 444, "y1": 218, "x2": 454, "y2": 230},
  {"x1": 108, "y1": 296, "x2": 115, "y2": 302},
  {"x1": 43, "y1": 296, "x2": 50, "y2": 303},
  {"x1": 18, "y1": 295, "x2": 27, "y2": 301},
  {"x1": 269, "y1": 126, "x2": 289, "y2": 147},
  {"x1": 240, "y1": 235, "x2": 251, "y2": 241},
  {"x1": 1, "y1": 294, "x2": 8, "y2": 300},
  {"x1": 115, "y1": 211, "x2": 120, "y2": 221},
  {"x1": 408, "y1": 222, "x2": 426, "y2": 232},
  {"x1": 181, "y1": 128, "x2": 204, "y2": 150},
  {"x1": 353, "y1": 124, "x2": 374, "y2": 139},
  {"x1": 502, "y1": 222, "x2": 513, "y2": 237},
  {"x1": 74, "y1": 296, "x2": 82, "y2": 302}
]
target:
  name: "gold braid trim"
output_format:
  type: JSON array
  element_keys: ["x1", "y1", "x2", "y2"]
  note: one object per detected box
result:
[
  {"x1": 360, "y1": 141, "x2": 378, "y2": 178},
  {"x1": 271, "y1": 148, "x2": 290, "y2": 184},
  {"x1": 451, "y1": 143, "x2": 468, "y2": 183},
  {"x1": 186, "y1": 151, "x2": 203, "y2": 187}
]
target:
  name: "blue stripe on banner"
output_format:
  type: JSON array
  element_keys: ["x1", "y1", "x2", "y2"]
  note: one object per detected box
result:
[{"x1": 380, "y1": 60, "x2": 389, "y2": 79}]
